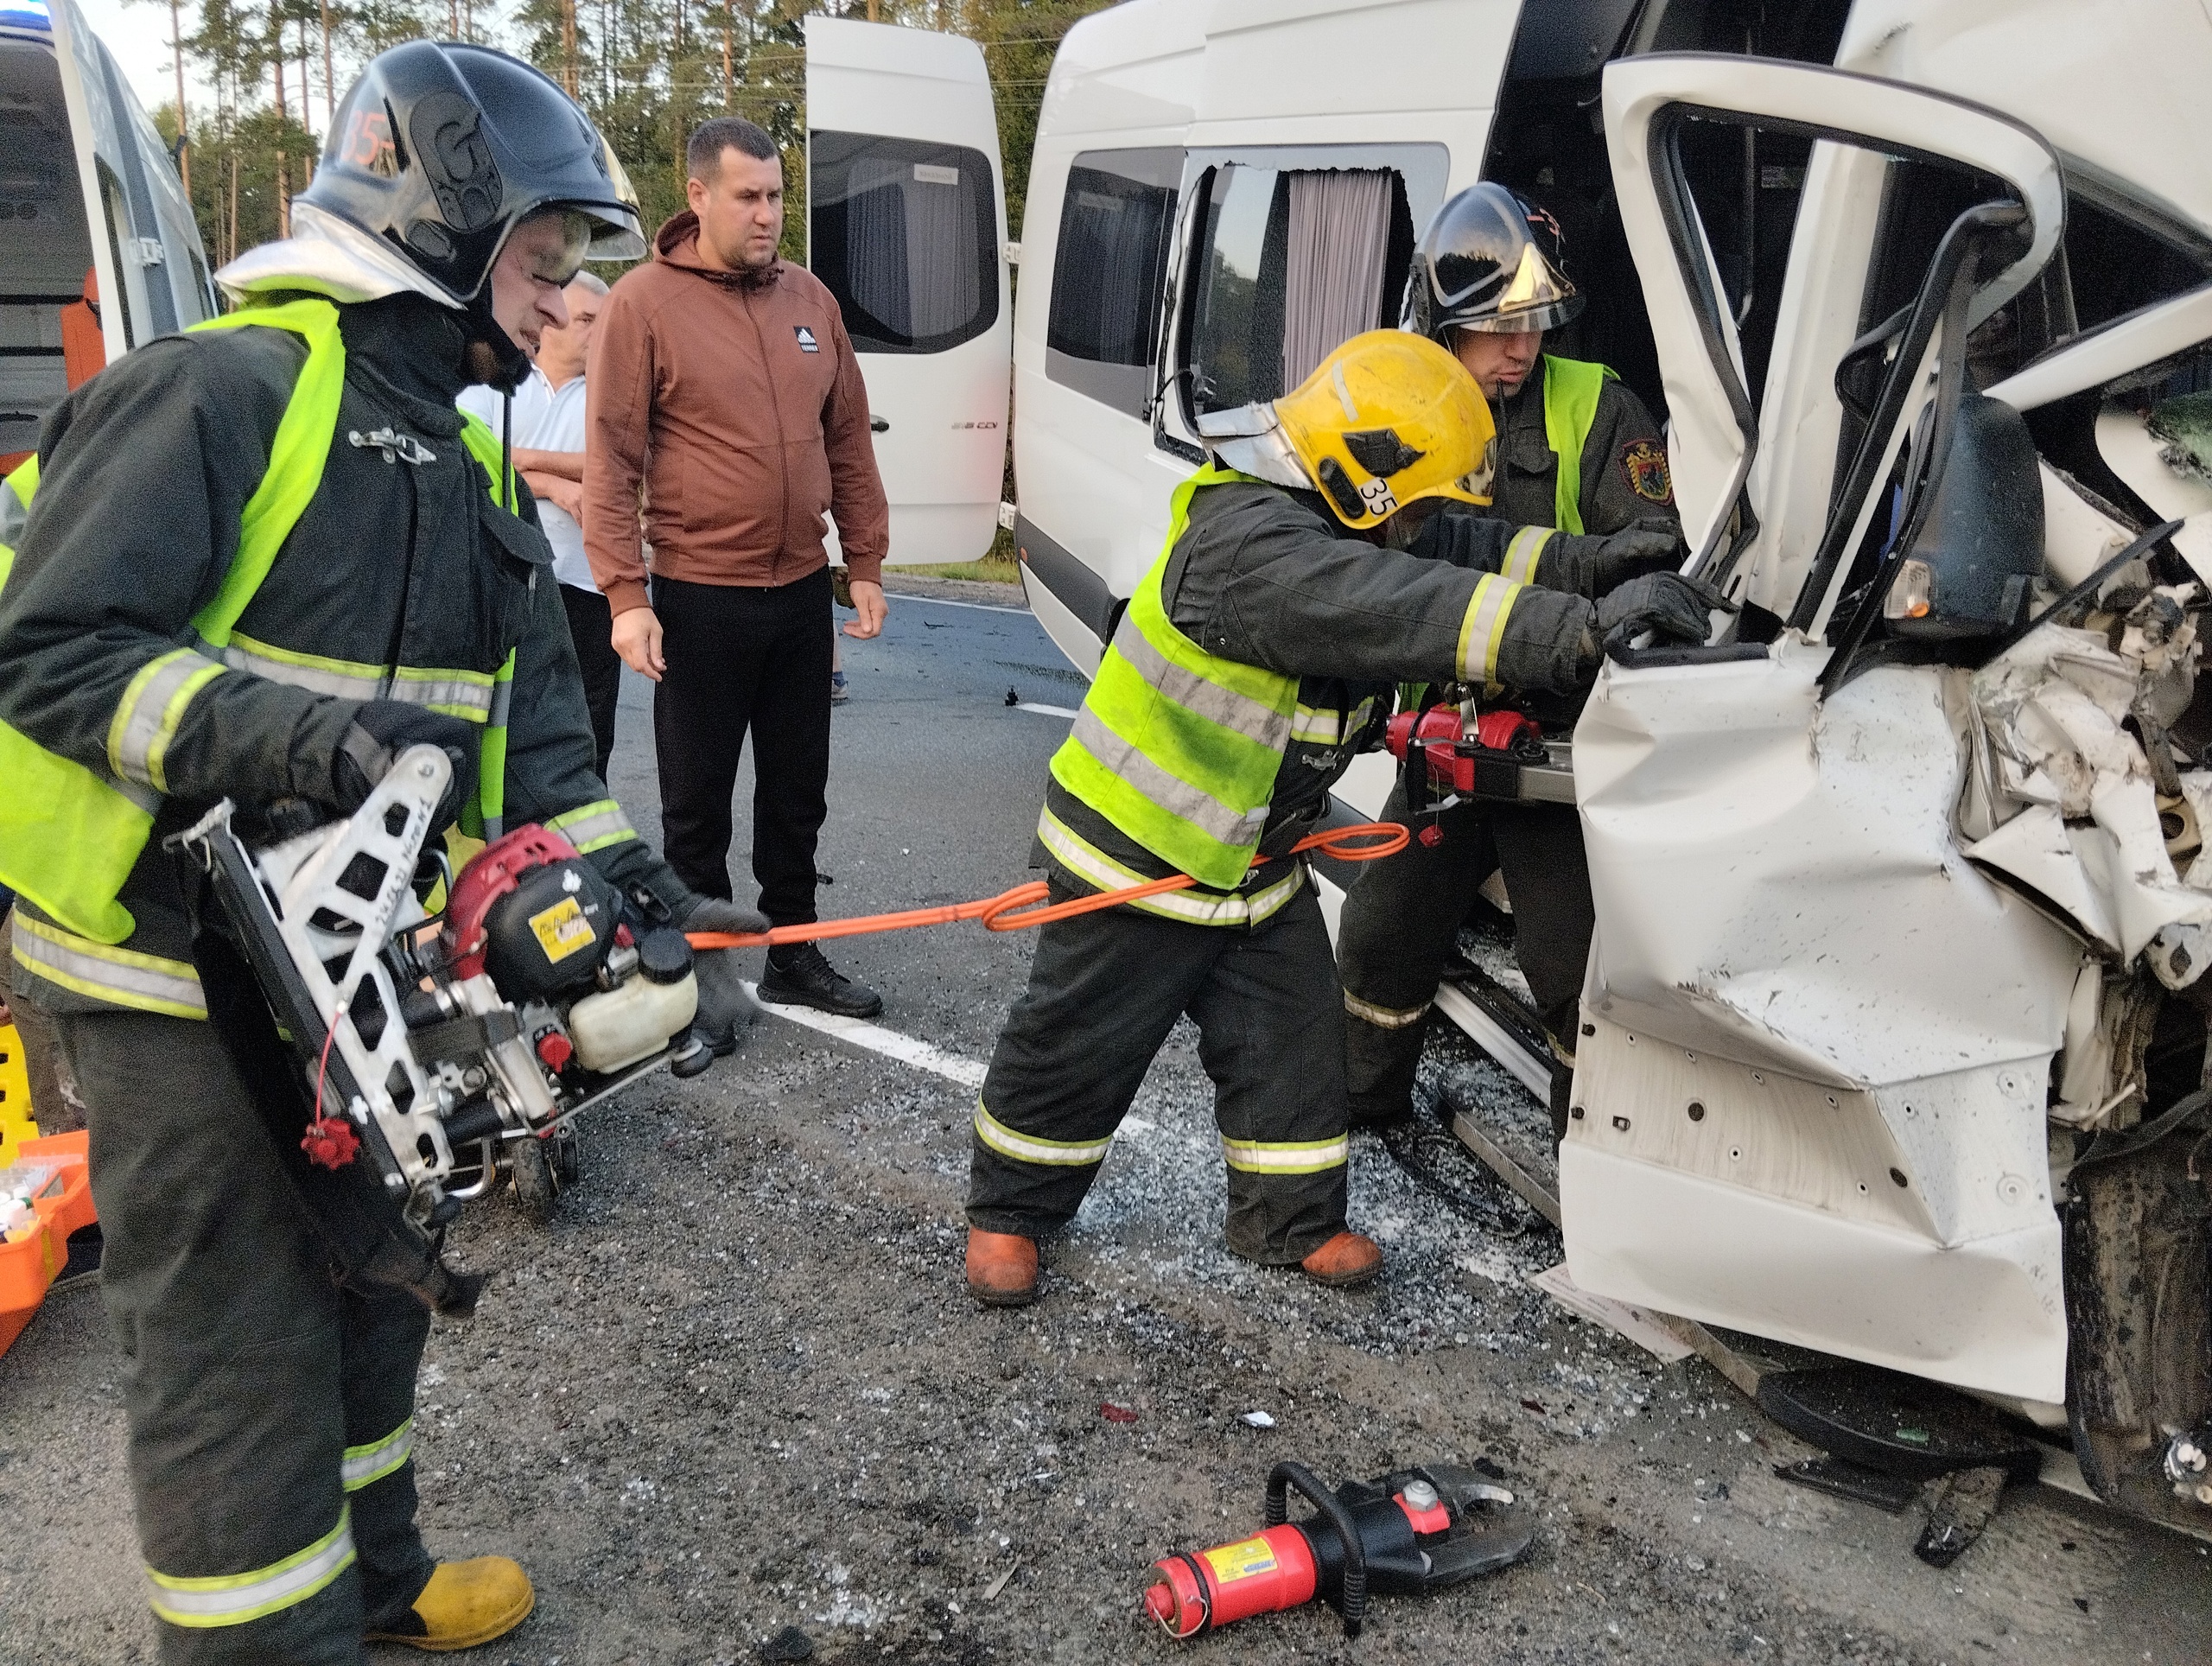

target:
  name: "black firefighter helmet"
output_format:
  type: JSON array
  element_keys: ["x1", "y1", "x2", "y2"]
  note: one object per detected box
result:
[
  {"x1": 1402, "y1": 181, "x2": 1584, "y2": 341},
  {"x1": 300, "y1": 40, "x2": 644, "y2": 307}
]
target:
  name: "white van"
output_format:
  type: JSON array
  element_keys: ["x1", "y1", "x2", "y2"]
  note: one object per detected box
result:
[
  {"x1": 800, "y1": 1, "x2": 2212, "y2": 1536},
  {"x1": 0, "y1": 0, "x2": 217, "y2": 474}
]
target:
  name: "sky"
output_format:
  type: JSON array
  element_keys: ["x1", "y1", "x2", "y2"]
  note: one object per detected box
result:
[{"x1": 67, "y1": 0, "x2": 201, "y2": 113}]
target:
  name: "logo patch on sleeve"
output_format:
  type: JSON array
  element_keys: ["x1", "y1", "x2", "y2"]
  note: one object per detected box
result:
[
  {"x1": 794, "y1": 325, "x2": 819, "y2": 353},
  {"x1": 1620, "y1": 438, "x2": 1673, "y2": 505}
]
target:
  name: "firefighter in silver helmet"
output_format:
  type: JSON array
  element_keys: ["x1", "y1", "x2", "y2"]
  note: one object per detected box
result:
[{"x1": 1338, "y1": 181, "x2": 1688, "y2": 1135}]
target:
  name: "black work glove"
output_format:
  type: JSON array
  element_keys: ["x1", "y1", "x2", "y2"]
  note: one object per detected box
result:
[
  {"x1": 1594, "y1": 572, "x2": 1729, "y2": 655},
  {"x1": 677, "y1": 894, "x2": 769, "y2": 1056},
  {"x1": 330, "y1": 700, "x2": 481, "y2": 836},
  {"x1": 1548, "y1": 518, "x2": 1687, "y2": 599}
]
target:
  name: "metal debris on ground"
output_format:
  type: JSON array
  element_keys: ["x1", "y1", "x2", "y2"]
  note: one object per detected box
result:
[
  {"x1": 1240, "y1": 1410, "x2": 1276, "y2": 1428},
  {"x1": 983, "y1": 1562, "x2": 1019, "y2": 1601},
  {"x1": 1915, "y1": 1466, "x2": 2011, "y2": 1568}
]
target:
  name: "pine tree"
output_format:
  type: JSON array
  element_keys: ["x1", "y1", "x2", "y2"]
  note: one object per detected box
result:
[{"x1": 168, "y1": 0, "x2": 1119, "y2": 272}]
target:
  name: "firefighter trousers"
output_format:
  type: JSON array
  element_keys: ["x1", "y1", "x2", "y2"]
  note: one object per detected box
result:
[
  {"x1": 968, "y1": 878, "x2": 1350, "y2": 1263},
  {"x1": 54, "y1": 1006, "x2": 436, "y2": 1664},
  {"x1": 1337, "y1": 783, "x2": 1593, "y2": 1126}
]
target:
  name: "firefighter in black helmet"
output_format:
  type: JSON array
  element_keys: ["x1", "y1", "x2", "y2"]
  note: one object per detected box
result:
[
  {"x1": 1338, "y1": 182, "x2": 1687, "y2": 1135},
  {"x1": 0, "y1": 42, "x2": 761, "y2": 1661}
]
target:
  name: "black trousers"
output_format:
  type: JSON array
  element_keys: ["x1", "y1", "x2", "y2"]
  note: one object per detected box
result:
[
  {"x1": 54, "y1": 1008, "x2": 434, "y2": 1663},
  {"x1": 558, "y1": 583, "x2": 623, "y2": 782},
  {"x1": 1337, "y1": 782, "x2": 1593, "y2": 1125},
  {"x1": 969, "y1": 880, "x2": 1350, "y2": 1264},
  {"x1": 651, "y1": 568, "x2": 834, "y2": 925}
]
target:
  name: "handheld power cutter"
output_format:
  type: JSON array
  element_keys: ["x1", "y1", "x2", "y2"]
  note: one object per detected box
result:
[{"x1": 173, "y1": 746, "x2": 707, "y2": 1310}]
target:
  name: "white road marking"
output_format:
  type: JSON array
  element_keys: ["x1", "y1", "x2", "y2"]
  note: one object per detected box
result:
[
  {"x1": 884, "y1": 591, "x2": 1032, "y2": 617},
  {"x1": 745, "y1": 982, "x2": 985, "y2": 1089},
  {"x1": 1014, "y1": 702, "x2": 1080, "y2": 719}
]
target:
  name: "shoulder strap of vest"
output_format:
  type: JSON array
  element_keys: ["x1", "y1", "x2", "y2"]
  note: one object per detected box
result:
[
  {"x1": 1539, "y1": 355, "x2": 1616, "y2": 537},
  {"x1": 0, "y1": 455, "x2": 39, "y2": 590},
  {"x1": 1162, "y1": 461, "x2": 1263, "y2": 556},
  {"x1": 183, "y1": 297, "x2": 347, "y2": 649},
  {"x1": 456, "y1": 411, "x2": 517, "y2": 512}
]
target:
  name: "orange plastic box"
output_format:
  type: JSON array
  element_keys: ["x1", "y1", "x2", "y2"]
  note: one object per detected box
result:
[{"x1": 0, "y1": 1129, "x2": 92, "y2": 1358}]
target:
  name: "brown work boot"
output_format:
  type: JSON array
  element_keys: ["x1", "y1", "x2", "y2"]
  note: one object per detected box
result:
[
  {"x1": 965, "y1": 1229, "x2": 1039, "y2": 1307},
  {"x1": 1299, "y1": 1230, "x2": 1382, "y2": 1288}
]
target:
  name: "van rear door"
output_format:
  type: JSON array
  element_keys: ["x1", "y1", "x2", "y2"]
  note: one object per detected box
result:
[
  {"x1": 3, "y1": 0, "x2": 214, "y2": 467},
  {"x1": 804, "y1": 16, "x2": 1011, "y2": 568}
]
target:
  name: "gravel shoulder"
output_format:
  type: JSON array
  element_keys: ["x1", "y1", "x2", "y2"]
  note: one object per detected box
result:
[{"x1": 2, "y1": 598, "x2": 2206, "y2": 1665}]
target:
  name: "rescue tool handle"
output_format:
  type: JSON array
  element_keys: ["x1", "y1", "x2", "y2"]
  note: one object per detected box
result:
[
  {"x1": 683, "y1": 822, "x2": 1409, "y2": 951},
  {"x1": 1265, "y1": 1462, "x2": 1368, "y2": 1638}
]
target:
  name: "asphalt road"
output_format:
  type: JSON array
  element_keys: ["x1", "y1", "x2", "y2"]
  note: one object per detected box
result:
[{"x1": 3, "y1": 582, "x2": 2209, "y2": 1665}]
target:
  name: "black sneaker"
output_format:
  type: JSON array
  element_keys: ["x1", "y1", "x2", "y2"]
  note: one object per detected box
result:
[{"x1": 758, "y1": 941, "x2": 883, "y2": 1018}]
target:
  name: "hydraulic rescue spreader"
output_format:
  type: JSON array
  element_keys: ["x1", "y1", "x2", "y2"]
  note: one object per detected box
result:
[
  {"x1": 1143, "y1": 1460, "x2": 1534, "y2": 1640},
  {"x1": 1385, "y1": 704, "x2": 1575, "y2": 824}
]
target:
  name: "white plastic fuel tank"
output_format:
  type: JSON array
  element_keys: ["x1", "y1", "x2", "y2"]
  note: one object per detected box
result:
[{"x1": 566, "y1": 973, "x2": 698, "y2": 1073}]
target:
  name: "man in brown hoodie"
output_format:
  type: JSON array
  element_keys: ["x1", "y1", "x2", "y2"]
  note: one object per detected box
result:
[{"x1": 585, "y1": 116, "x2": 890, "y2": 1020}]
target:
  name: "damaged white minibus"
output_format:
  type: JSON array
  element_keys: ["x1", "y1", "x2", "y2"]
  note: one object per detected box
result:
[
  {"x1": 0, "y1": 0, "x2": 216, "y2": 477},
  {"x1": 803, "y1": 0, "x2": 2212, "y2": 1538}
]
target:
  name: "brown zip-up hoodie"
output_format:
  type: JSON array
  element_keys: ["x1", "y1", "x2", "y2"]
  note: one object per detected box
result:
[{"x1": 582, "y1": 212, "x2": 890, "y2": 615}]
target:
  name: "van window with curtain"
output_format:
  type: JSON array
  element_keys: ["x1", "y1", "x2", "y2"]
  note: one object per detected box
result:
[
  {"x1": 1183, "y1": 162, "x2": 1409, "y2": 420},
  {"x1": 1045, "y1": 148, "x2": 1181, "y2": 418},
  {"x1": 811, "y1": 130, "x2": 997, "y2": 355}
]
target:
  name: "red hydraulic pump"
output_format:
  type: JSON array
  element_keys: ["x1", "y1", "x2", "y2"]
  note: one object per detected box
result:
[{"x1": 1142, "y1": 1461, "x2": 1533, "y2": 1640}]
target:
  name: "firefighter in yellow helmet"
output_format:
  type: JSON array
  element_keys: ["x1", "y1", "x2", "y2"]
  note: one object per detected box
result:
[{"x1": 963, "y1": 331, "x2": 1716, "y2": 1306}]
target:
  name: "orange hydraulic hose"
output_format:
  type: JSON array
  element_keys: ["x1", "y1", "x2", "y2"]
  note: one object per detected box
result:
[{"x1": 684, "y1": 821, "x2": 1409, "y2": 951}]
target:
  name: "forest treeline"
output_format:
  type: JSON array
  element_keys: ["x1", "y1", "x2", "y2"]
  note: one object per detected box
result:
[{"x1": 140, "y1": 0, "x2": 1116, "y2": 270}]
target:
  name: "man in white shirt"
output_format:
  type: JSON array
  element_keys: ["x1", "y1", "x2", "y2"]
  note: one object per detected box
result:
[{"x1": 459, "y1": 270, "x2": 620, "y2": 775}]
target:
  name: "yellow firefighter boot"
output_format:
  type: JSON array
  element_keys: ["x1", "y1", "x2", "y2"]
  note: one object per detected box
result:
[{"x1": 365, "y1": 1556, "x2": 535, "y2": 1651}]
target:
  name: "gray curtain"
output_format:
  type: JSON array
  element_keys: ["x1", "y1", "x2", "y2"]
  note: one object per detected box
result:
[
  {"x1": 846, "y1": 156, "x2": 979, "y2": 344},
  {"x1": 1281, "y1": 169, "x2": 1392, "y2": 391}
]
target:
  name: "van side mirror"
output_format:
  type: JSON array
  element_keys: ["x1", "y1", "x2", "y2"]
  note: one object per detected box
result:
[{"x1": 1883, "y1": 393, "x2": 2044, "y2": 639}]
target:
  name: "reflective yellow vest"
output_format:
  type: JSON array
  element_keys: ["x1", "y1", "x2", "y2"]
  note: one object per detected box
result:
[
  {"x1": 1540, "y1": 353, "x2": 1612, "y2": 537},
  {"x1": 0, "y1": 297, "x2": 519, "y2": 945},
  {"x1": 1050, "y1": 465, "x2": 1298, "y2": 893}
]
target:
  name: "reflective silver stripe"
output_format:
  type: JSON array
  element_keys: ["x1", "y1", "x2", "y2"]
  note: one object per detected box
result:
[
  {"x1": 1071, "y1": 707, "x2": 1269, "y2": 849},
  {"x1": 546, "y1": 800, "x2": 636, "y2": 855},
  {"x1": 974, "y1": 1099, "x2": 1112, "y2": 1167},
  {"x1": 1501, "y1": 526, "x2": 1553, "y2": 586},
  {"x1": 206, "y1": 633, "x2": 503, "y2": 720},
  {"x1": 11, "y1": 912, "x2": 207, "y2": 1019},
  {"x1": 1220, "y1": 1135, "x2": 1350, "y2": 1174},
  {"x1": 0, "y1": 474, "x2": 27, "y2": 552},
  {"x1": 487, "y1": 671, "x2": 513, "y2": 729},
  {"x1": 1456, "y1": 574, "x2": 1523, "y2": 684},
  {"x1": 340, "y1": 1418, "x2": 414, "y2": 1492},
  {"x1": 1289, "y1": 696, "x2": 1375, "y2": 747},
  {"x1": 108, "y1": 648, "x2": 225, "y2": 792},
  {"x1": 388, "y1": 672, "x2": 493, "y2": 722},
  {"x1": 207, "y1": 635, "x2": 384, "y2": 701},
  {"x1": 1112, "y1": 614, "x2": 1291, "y2": 750},
  {"x1": 1036, "y1": 809, "x2": 1305, "y2": 928},
  {"x1": 147, "y1": 1506, "x2": 355, "y2": 1629},
  {"x1": 1344, "y1": 990, "x2": 1430, "y2": 1030}
]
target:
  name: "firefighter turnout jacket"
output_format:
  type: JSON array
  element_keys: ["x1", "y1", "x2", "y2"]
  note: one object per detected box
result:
[
  {"x1": 0, "y1": 295, "x2": 666, "y2": 1020},
  {"x1": 1039, "y1": 465, "x2": 1601, "y2": 925}
]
